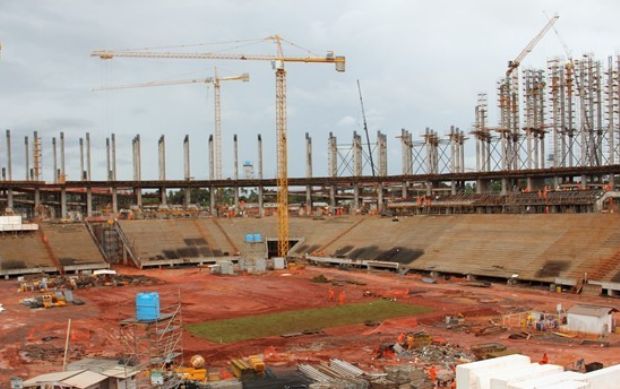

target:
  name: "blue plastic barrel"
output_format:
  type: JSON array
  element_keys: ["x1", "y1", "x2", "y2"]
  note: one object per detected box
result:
[
  {"x1": 245, "y1": 233, "x2": 254, "y2": 242},
  {"x1": 136, "y1": 292, "x2": 160, "y2": 321},
  {"x1": 253, "y1": 233, "x2": 262, "y2": 242}
]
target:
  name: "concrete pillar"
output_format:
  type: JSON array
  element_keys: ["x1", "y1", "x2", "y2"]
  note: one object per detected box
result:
[
  {"x1": 183, "y1": 135, "x2": 190, "y2": 181},
  {"x1": 353, "y1": 184, "x2": 360, "y2": 214},
  {"x1": 6, "y1": 189, "x2": 13, "y2": 210},
  {"x1": 52, "y1": 137, "x2": 58, "y2": 183},
  {"x1": 257, "y1": 134, "x2": 263, "y2": 179},
  {"x1": 501, "y1": 178, "x2": 508, "y2": 195},
  {"x1": 33, "y1": 131, "x2": 40, "y2": 181},
  {"x1": 305, "y1": 185, "x2": 311, "y2": 216},
  {"x1": 377, "y1": 183, "x2": 384, "y2": 212},
  {"x1": 86, "y1": 188, "x2": 93, "y2": 217},
  {"x1": 111, "y1": 133, "x2": 117, "y2": 181},
  {"x1": 451, "y1": 181, "x2": 457, "y2": 195},
  {"x1": 60, "y1": 188, "x2": 67, "y2": 219},
  {"x1": 24, "y1": 136, "x2": 29, "y2": 180},
  {"x1": 353, "y1": 131, "x2": 362, "y2": 176},
  {"x1": 305, "y1": 132, "x2": 312, "y2": 178},
  {"x1": 86, "y1": 132, "x2": 91, "y2": 181},
  {"x1": 258, "y1": 186, "x2": 264, "y2": 217},
  {"x1": 105, "y1": 137, "x2": 111, "y2": 181},
  {"x1": 233, "y1": 134, "x2": 239, "y2": 211},
  {"x1": 258, "y1": 134, "x2": 264, "y2": 217},
  {"x1": 209, "y1": 186, "x2": 216, "y2": 216},
  {"x1": 132, "y1": 135, "x2": 141, "y2": 181},
  {"x1": 60, "y1": 132, "x2": 65, "y2": 181},
  {"x1": 329, "y1": 185, "x2": 336, "y2": 210},
  {"x1": 160, "y1": 188, "x2": 167, "y2": 206},
  {"x1": 5, "y1": 130, "x2": 12, "y2": 180},
  {"x1": 328, "y1": 132, "x2": 337, "y2": 177},
  {"x1": 79, "y1": 137, "x2": 85, "y2": 180},
  {"x1": 135, "y1": 188, "x2": 143, "y2": 208},
  {"x1": 111, "y1": 187, "x2": 118, "y2": 214},
  {"x1": 158, "y1": 135, "x2": 166, "y2": 180},
  {"x1": 426, "y1": 181, "x2": 432, "y2": 196},
  {"x1": 378, "y1": 131, "x2": 387, "y2": 176},
  {"x1": 34, "y1": 189, "x2": 41, "y2": 214},
  {"x1": 402, "y1": 182, "x2": 407, "y2": 199},
  {"x1": 208, "y1": 134, "x2": 214, "y2": 180}
]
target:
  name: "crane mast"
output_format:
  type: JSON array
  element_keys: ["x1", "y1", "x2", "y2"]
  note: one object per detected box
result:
[
  {"x1": 357, "y1": 80, "x2": 375, "y2": 176},
  {"x1": 92, "y1": 35, "x2": 345, "y2": 258}
]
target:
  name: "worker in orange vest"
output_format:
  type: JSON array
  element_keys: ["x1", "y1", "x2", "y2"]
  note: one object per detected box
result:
[
  {"x1": 428, "y1": 365, "x2": 437, "y2": 383},
  {"x1": 540, "y1": 352, "x2": 549, "y2": 364},
  {"x1": 397, "y1": 332, "x2": 406, "y2": 345},
  {"x1": 338, "y1": 290, "x2": 346, "y2": 305},
  {"x1": 327, "y1": 288, "x2": 335, "y2": 302}
]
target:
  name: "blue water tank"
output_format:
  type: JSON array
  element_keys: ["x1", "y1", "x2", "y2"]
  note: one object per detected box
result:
[
  {"x1": 245, "y1": 234, "x2": 254, "y2": 242},
  {"x1": 253, "y1": 233, "x2": 262, "y2": 242},
  {"x1": 136, "y1": 292, "x2": 160, "y2": 321}
]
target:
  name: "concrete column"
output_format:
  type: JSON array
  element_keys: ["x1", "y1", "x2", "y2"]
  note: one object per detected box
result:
[
  {"x1": 5, "y1": 130, "x2": 12, "y2": 180},
  {"x1": 60, "y1": 132, "x2": 65, "y2": 181},
  {"x1": 426, "y1": 181, "x2": 432, "y2": 196},
  {"x1": 501, "y1": 178, "x2": 508, "y2": 195},
  {"x1": 305, "y1": 185, "x2": 311, "y2": 216},
  {"x1": 111, "y1": 133, "x2": 117, "y2": 181},
  {"x1": 86, "y1": 188, "x2": 93, "y2": 217},
  {"x1": 402, "y1": 182, "x2": 407, "y2": 199},
  {"x1": 132, "y1": 135, "x2": 141, "y2": 181},
  {"x1": 209, "y1": 186, "x2": 216, "y2": 216},
  {"x1": 258, "y1": 134, "x2": 264, "y2": 217},
  {"x1": 353, "y1": 183, "x2": 360, "y2": 214},
  {"x1": 258, "y1": 186, "x2": 264, "y2": 217},
  {"x1": 79, "y1": 137, "x2": 85, "y2": 180},
  {"x1": 378, "y1": 131, "x2": 387, "y2": 176},
  {"x1": 135, "y1": 188, "x2": 142, "y2": 208},
  {"x1": 60, "y1": 188, "x2": 67, "y2": 219},
  {"x1": 6, "y1": 189, "x2": 13, "y2": 210},
  {"x1": 52, "y1": 137, "x2": 58, "y2": 183},
  {"x1": 160, "y1": 188, "x2": 167, "y2": 206},
  {"x1": 183, "y1": 135, "x2": 190, "y2": 180},
  {"x1": 208, "y1": 135, "x2": 214, "y2": 180},
  {"x1": 136, "y1": 135, "x2": 141, "y2": 181},
  {"x1": 158, "y1": 135, "x2": 166, "y2": 180},
  {"x1": 111, "y1": 187, "x2": 118, "y2": 214},
  {"x1": 353, "y1": 131, "x2": 362, "y2": 176},
  {"x1": 86, "y1": 132, "x2": 91, "y2": 181},
  {"x1": 33, "y1": 131, "x2": 40, "y2": 181},
  {"x1": 451, "y1": 181, "x2": 457, "y2": 195},
  {"x1": 329, "y1": 185, "x2": 336, "y2": 210},
  {"x1": 328, "y1": 132, "x2": 337, "y2": 177},
  {"x1": 105, "y1": 138, "x2": 111, "y2": 181},
  {"x1": 377, "y1": 183, "x2": 384, "y2": 212},
  {"x1": 257, "y1": 134, "x2": 263, "y2": 179},
  {"x1": 34, "y1": 189, "x2": 41, "y2": 214},
  {"x1": 24, "y1": 136, "x2": 29, "y2": 180},
  {"x1": 233, "y1": 134, "x2": 239, "y2": 211}
]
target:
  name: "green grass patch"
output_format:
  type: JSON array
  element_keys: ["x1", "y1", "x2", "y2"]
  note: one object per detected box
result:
[{"x1": 186, "y1": 299, "x2": 432, "y2": 343}]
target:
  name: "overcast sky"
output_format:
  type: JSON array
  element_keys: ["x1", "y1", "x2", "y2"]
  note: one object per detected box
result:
[{"x1": 0, "y1": 0, "x2": 619, "y2": 182}]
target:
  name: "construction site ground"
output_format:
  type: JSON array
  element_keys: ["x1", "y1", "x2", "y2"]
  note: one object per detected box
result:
[{"x1": 1, "y1": 265, "x2": 619, "y2": 383}]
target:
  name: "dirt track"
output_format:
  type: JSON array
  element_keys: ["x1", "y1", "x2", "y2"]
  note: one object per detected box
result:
[{"x1": 1, "y1": 265, "x2": 619, "y2": 383}]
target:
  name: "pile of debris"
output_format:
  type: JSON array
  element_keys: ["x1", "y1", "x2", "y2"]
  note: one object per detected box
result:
[{"x1": 17, "y1": 271, "x2": 160, "y2": 293}]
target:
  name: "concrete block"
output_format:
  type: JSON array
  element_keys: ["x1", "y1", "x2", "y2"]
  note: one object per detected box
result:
[
  {"x1": 507, "y1": 371, "x2": 585, "y2": 389},
  {"x1": 491, "y1": 364, "x2": 563, "y2": 389},
  {"x1": 584, "y1": 364, "x2": 620, "y2": 389},
  {"x1": 456, "y1": 354, "x2": 531, "y2": 389}
]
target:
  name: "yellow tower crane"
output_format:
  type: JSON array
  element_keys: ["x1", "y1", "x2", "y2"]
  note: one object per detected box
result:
[
  {"x1": 92, "y1": 35, "x2": 345, "y2": 257},
  {"x1": 93, "y1": 69, "x2": 249, "y2": 180}
]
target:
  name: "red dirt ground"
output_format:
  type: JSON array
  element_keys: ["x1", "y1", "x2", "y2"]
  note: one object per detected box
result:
[{"x1": 1, "y1": 265, "x2": 619, "y2": 383}]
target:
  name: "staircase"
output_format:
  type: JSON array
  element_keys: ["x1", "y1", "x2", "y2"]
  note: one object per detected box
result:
[{"x1": 38, "y1": 228, "x2": 63, "y2": 274}]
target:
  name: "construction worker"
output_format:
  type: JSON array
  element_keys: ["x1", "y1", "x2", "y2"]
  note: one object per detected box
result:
[
  {"x1": 428, "y1": 365, "x2": 437, "y2": 384},
  {"x1": 327, "y1": 288, "x2": 335, "y2": 302},
  {"x1": 397, "y1": 332, "x2": 406, "y2": 345},
  {"x1": 338, "y1": 290, "x2": 346, "y2": 305},
  {"x1": 540, "y1": 352, "x2": 549, "y2": 364},
  {"x1": 406, "y1": 334, "x2": 415, "y2": 350}
]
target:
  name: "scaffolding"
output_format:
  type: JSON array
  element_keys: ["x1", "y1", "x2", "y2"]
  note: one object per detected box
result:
[{"x1": 119, "y1": 295, "x2": 183, "y2": 389}]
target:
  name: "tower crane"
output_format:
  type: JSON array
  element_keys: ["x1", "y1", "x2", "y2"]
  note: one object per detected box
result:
[
  {"x1": 506, "y1": 15, "x2": 559, "y2": 77},
  {"x1": 92, "y1": 35, "x2": 346, "y2": 257},
  {"x1": 93, "y1": 69, "x2": 250, "y2": 180}
]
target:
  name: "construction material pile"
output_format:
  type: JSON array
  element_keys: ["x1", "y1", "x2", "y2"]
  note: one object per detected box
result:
[{"x1": 17, "y1": 272, "x2": 160, "y2": 293}]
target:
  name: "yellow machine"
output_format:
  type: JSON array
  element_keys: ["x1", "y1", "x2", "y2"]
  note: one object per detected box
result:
[{"x1": 41, "y1": 293, "x2": 66, "y2": 308}]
